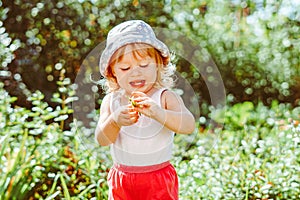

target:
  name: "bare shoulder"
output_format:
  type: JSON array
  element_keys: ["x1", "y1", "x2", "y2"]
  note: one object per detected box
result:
[
  {"x1": 161, "y1": 89, "x2": 185, "y2": 110},
  {"x1": 161, "y1": 89, "x2": 180, "y2": 100},
  {"x1": 99, "y1": 93, "x2": 112, "y2": 118},
  {"x1": 101, "y1": 93, "x2": 112, "y2": 107}
]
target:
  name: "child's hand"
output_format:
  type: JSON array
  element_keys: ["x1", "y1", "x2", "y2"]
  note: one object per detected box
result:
[
  {"x1": 130, "y1": 91, "x2": 161, "y2": 118},
  {"x1": 112, "y1": 104, "x2": 139, "y2": 127}
]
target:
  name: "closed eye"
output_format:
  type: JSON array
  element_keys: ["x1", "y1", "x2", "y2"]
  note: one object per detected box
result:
[
  {"x1": 140, "y1": 64, "x2": 148, "y2": 68},
  {"x1": 120, "y1": 67, "x2": 130, "y2": 71}
]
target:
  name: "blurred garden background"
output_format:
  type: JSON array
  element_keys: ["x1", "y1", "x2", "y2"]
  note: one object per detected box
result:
[{"x1": 0, "y1": 0, "x2": 299, "y2": 199}]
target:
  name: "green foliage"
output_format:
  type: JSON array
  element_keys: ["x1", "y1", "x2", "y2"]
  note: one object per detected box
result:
[
  {"x1": 0, "y1": 0, "x2": 20, "y2": 78},
  {"x1": 1, "y1": 0, "x2": 299, "y2": 112},
  {"x1": 2, "y1": 0, "x2": 299, "y2": 105},
  {"x1": 166, "y1": 0, "x2": 300, "y2": 104},
  {"x1": 1, "y1": 85, "x2": 299, "y2": 199},
  {"x1": 173, "y1": 101, "x2": 300, "y2": 199},
  {"x1": 2, "y1": 0, "x2": 172, "y2": 100},
  {"x1": 0, "y1": 80, "x2": 110, "y2": 199}
]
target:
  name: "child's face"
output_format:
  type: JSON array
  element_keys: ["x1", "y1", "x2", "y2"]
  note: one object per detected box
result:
[{"x1": 111, "y1": 45, "x2": 158, "y2": 95}]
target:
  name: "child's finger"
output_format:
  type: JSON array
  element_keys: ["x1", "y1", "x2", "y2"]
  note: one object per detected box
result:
[
  {"x1": 131, "y1": 91, "x2": 147, "y2": 98},
  {"x1": 130, "y1": 115, "x2": 139, "y2": 123},
  {"x1": 126, "y1": 104, "x2": 134, "y2": 110},
  {"x1": 131, "y1": 95, "x2": 147, "y2": 100},
  {"x1": 137, "y1": 99, "x2": 153, "y2": 107},
  {"x1": 129, "y1": 109, "x2": 138, "y2": 116},
  {"x1": 130, "y1": 97, "x2": 150, "y2": 109}
]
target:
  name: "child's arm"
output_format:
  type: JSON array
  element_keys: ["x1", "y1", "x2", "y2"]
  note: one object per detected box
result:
[
  {"x1": 132, "y1": 91, "x2": 196, "y2": 134},
  {"x1": 95, "y1": 94, "x2": 139, "y2": 146},
  {"x1": 94, "y1": 94, "x2": 119, "y2": 146}
]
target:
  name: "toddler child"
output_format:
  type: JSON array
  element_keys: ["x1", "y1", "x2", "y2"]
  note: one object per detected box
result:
[{"x1": 95, "y1": 20, "x2": 195, "y2": 200}]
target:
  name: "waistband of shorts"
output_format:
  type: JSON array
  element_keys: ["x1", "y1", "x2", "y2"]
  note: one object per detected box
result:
[{"x1": 113, "y1": 161, "x2": 171, "y2": 173}]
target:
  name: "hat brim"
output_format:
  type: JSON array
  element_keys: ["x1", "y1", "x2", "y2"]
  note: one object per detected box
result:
[{"x1": 99, "y1": 37, "x2": 170, "y2": 77}]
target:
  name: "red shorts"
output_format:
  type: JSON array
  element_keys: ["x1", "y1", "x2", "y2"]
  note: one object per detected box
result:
[{"x1": 107, "y1": 161, "x2": 178, "y2": 200}]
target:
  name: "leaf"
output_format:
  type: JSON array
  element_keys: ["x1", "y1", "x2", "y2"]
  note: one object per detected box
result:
[
  {"x1": 60, "y1": 174, "x2": 71, "y2": 200},
  {"x1": 9, "y1": 97, "x2": 18, "y2": 103},
  {"x1": 54, "y1": 114, "x2": 68, "y2": 122},
  {"x1": 64, "y1": 96, "x2": 78, "y2": 104}
]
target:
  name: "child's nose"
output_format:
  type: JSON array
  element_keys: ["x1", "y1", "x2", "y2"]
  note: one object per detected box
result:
[{"x1": 131, "y1": 66, "x2": 142, "y2": 75}]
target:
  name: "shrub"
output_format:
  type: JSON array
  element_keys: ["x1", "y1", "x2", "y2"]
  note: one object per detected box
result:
[
  {"x1": 173, "y1": 101, "x2": 300, "y2": 199},
  {"x1": 166, "y1": 0, "x2": 300, "y2": 104},
  {"x1": 0, "y1": 78, "x2": 111, "y2": 199},
  {"x1": 2, "y1": 89, "x2": 299, "y2": 199}
]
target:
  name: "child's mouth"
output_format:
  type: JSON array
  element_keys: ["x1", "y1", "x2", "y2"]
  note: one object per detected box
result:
[{"x1": 129, "y1": 80, "x2": 145, "y2": 87}]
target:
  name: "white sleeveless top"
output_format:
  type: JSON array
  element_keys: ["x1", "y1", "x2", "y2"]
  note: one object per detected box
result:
[{"x1": 110, "y1": 88, "x2": 174, "y2": 166}]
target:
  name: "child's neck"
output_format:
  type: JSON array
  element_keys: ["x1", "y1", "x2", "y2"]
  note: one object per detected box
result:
[{"x1": 144, "y1": 87, "x2": 158, "y2": 97}]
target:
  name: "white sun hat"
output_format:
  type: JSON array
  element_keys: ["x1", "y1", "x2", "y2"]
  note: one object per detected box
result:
[{"x1": 99, "y1": 20, "x2": 170, "y2": 77}]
